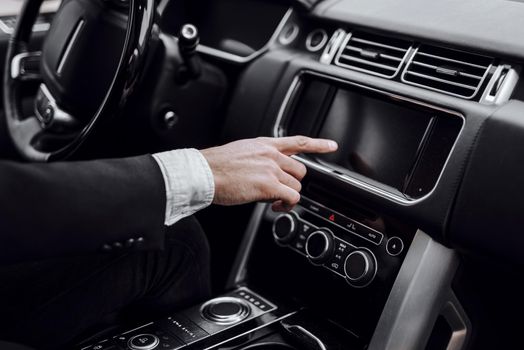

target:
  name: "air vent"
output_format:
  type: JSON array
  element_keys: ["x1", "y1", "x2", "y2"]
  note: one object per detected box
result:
[
  {"x1": 402, "y1": 45, "x2": 494, "y2": 99},
  {"x1": 334, "y1": 32, "x2": 412, "y2": 78}
]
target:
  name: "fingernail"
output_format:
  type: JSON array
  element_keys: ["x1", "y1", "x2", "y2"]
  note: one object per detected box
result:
[{"x1": 328, "y1": 141, "x2": 338, "y2": 151}]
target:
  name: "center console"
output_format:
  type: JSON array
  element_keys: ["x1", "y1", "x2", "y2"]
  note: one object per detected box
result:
[{"x1": 78, "y1": 70, "x2": 469, "y2": 350}]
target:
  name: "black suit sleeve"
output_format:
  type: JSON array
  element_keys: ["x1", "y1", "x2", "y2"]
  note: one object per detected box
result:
[{"x1": 0, "y1": 155, "x2": 167, "y2": 264}]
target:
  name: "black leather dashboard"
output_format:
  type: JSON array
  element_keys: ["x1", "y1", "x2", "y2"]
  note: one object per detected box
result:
[{"x1": 314, "y1": 0, "x2": 524, "y2": 60}]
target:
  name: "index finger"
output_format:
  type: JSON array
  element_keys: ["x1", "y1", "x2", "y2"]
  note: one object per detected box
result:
[{"x1": 271, "y1": 136, "x2": 338, "y2": 156}]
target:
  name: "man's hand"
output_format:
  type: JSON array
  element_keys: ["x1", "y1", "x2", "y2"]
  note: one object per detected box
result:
[{"x1": 200, "y1": 136, "x2": 338, "y2": 212}]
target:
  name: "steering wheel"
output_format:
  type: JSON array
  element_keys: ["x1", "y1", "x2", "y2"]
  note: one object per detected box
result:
[{"x1": 3, "y1": 0, "x2": 155, "y2": 161}]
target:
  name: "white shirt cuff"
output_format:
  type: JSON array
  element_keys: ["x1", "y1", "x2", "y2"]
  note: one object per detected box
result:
[{"x1": 152, "y1": 149, "x2": 215, "y2": 226}]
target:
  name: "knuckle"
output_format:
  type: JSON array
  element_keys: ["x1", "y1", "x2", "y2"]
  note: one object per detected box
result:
[
  {"x1": 295, "y1": 136, "x2": 309, "y2": 148},
  {"x1": 290, "y1": 192, "x2": 301, "y2": 205},
  {"x1": 259, "y1": 144, "x2": 276, "y2": 158},
  {"x1": 297, "y1": 162, "x2": 307, "y2": 178}
]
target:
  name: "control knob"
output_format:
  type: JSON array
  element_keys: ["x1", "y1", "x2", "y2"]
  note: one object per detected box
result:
[
  {"x1": 344, "y1": 249, "x2": 377, "y2": 287},
  {"x1": 272, "y1": 213, "x2": 298, "y2": 244},
  {"x1": 128, "y1": 334, "x2": 160, "y2": 350},
  {"x1": 305, "y1": 229, "x2": 334, "y2": 265}
]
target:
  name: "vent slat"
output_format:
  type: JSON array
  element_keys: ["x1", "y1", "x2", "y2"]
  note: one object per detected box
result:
[
  {"x1": 333, "y1": 32, "x2": 412, "y2": 78},
  {"x1": 416, "y1": 51, "x2": 489, "y2": 70},
  {"x1": 344, "y1": 46, "x2": 404, "y2": 62},
  {"x1": 411, "y1": 61, "x2": 483, "y2": 80},
  {"x1": 339, "y1": 54, "x2": 398, "y2": 71},
  {"x1": 351, "y1": 37, "x2": 409, "y2": 52},
  {"x1": 403, "y1": 44, "x2": 493, "y2": 99},
  {"x1": 405, "y1": 71, "x2": 477, "y2": 90}
]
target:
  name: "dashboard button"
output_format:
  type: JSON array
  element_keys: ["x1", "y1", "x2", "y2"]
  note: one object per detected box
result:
[
  {"x1": 128, "y1": 334, "x2": 159, "y2": 350},
  {"x1": 386, "y1": 236, "x2": 404, "y2": 256}
]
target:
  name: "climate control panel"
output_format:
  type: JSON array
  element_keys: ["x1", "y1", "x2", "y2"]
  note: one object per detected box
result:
[{"x1": 272, "y1": 197, "x2": 406, "y2": 288}]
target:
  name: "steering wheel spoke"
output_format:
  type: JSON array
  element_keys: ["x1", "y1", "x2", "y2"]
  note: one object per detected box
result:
[
  {"x1": 10, "y1": 51, "x2": 42, "y2": 83},
  {"x1": 35, "y1": 84, "x2": 79, "y2": 130}
]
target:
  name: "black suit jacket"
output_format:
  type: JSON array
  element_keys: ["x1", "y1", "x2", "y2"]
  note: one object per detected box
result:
[{"x1": 0, "y1": 155, "x2": 166, "y2": 264}]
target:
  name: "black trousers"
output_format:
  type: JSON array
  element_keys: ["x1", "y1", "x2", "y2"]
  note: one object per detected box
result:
[{"x1": 0, "y1": 216, "x2": 211, "y2": 349}]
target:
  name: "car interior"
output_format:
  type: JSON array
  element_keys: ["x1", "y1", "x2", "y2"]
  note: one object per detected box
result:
[{"x1": 1, "y1": 0, "x2": 524, "y2": 349}]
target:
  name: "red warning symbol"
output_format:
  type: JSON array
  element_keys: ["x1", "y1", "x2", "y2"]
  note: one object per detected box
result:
[{"x1": 328, "y1": 214, "x2": 335, "y2": 221}]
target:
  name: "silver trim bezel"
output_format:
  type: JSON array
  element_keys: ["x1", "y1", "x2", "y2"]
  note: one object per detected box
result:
[
  {"x1": 127, "y1": 334, "x2": 160, "y2": 350},
  {"x1": 343, "y1": 247, "x2": 377, "y2": 288},
  {"x1": 386, "y1": 236, "x2": 405, "y2": 257},
  {"x1": 200, "y1": 296, "x2": 251, "y2": 325},
  {"x1": 10, "y1": 51, "x2": 41, "y2": 79},
  {"x1": 334, "y1": 32, "x2": 413, "y2": 79},
  {"x1": 344, "y1": 250, "x2": 370, "y2": 281},
  {"x1": 401, "y1": 45, "x2": 494, "y2": 100},
  {"x1": 305, "y1": 228, "x2": 333, "y2": 265},
  {"x1": 57, "y1": 19, "x2": 85, "y2": 75},
  {"x1": 305, "y1": 29, "x2": 328, "y2": 52},
  {"x1": 278, "y1": 22, "x2": 299, "y2": 46},
  {"x1": 319, "y1": 28, "x2": 346, "y2": 64},
  {"x1": 272, "y1": 70, "x2": 466, "y2": 205},
  {"x1": 480, "y1": 64, "x2": 519, "y2": 105},
  {"x1": 271, "y1": 212, "x2": 297, "y2": 245}
]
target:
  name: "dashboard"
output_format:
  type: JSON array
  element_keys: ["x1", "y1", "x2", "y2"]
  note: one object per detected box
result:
[
  {"x1": 167, "y1": 0, "x2": 524, "y2": 265},
  {"x1": 1, "y1": 0, "x2": 524, "y2": 348}
]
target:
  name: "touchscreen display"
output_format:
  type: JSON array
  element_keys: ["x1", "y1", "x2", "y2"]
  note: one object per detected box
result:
[{"x1": 314, "y1": 88, "x2": 432, "y2": 191}]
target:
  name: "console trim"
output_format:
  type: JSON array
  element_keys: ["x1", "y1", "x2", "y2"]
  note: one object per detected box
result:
[
  {"x1": 272, "y1": 70, "x2": 466, "y2": 205},
  {"x1": 202, "y1": 310, "x2": 299, "y2": 350}
]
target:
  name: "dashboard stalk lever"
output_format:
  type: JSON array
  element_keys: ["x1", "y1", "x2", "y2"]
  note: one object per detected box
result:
[{"x1": 177, "y1": 23, "x2": 202, "y2": 83}]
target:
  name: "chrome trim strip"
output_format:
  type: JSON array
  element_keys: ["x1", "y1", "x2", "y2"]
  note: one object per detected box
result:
[
  {"x1": 184, "y1": 287, "x2": 277, "y2": 346},
  {"x1": 194, "y1": 7, "x2": 293, "y2": 64},
  {"x1": 480, "y1": 64, "x2": 520, "y2": 105},
  {"x1": 333, "y1": 32, "x2": 413, "y2": 79},
  {"x1": 10, "y1": 51, "x2": 41, "y2": 79},
  {"x1": 273, "y1": 70, "x2": 466, "y2": 205},
  {"x1": 57, "y1": 19, "x2": 85, "y2": 75},
  {"x1": 319, "y1": 28, "x2": 346, "y2": 64},
  {"x1": 202, "y1": 310, "x2": 299, "y2": 350},
  {"x1": 227, "y1": 203, "x2": 269, "y2": 288},
  {"x1": 401, "y1": 45, "x2": 494, "y2": 100}
]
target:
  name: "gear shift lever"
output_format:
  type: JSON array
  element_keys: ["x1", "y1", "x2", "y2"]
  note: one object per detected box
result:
[{"x1": 177, "y1": 24, "x2": 202, "y2": 83}]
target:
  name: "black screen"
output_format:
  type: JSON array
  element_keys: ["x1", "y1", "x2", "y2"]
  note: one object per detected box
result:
[{"x1": 314, "y1": 88, "x2": 432, "y2": 190}]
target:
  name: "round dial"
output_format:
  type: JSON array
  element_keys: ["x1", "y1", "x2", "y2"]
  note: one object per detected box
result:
[
  {"x1": 344, "y1": 249, "x2": 377, "y2": 288},
  {"x1": 272, "y1": 213, "x2": 298, "y2": 244},
  {"x1": 305, "y1": 229, "x2": 334, "y2": 265}
]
